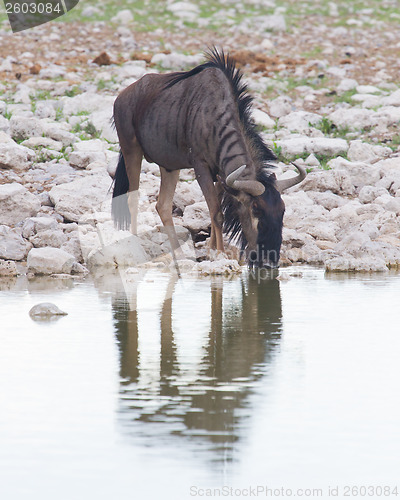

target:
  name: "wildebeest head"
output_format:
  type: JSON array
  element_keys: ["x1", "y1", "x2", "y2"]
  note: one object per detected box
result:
[{"x1": 222, "y1": 163, "x2": 306, "y2": 268}]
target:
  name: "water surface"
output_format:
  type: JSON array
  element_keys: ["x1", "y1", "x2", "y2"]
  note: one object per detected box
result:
[{"x1": 1, "y1": 267, "x2": 399, "y2": 499}]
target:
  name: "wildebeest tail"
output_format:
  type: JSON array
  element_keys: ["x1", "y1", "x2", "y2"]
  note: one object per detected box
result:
[{"x1": 111, "y1": 152, "x2": 131, "y2": 230}]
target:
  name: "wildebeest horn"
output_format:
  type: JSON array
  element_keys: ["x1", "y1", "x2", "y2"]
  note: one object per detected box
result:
[
  {"x1": 275, "y1": 162, "x2": 307, "y2": 193},
  {"x1": 225, "y1": 165, "x2": 265, "y2": 196}
]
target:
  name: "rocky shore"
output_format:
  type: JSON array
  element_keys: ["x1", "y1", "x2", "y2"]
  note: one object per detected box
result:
[{"x1": 1, "y1": 1, "x2": 399, "y2": 276}]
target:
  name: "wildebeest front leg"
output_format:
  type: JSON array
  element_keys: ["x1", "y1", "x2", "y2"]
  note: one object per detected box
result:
[
  {"x1": 195, "y1": 167, "x2": 224, "y2": 253},
  {"x1": 156, "y1": 167, "x2": 181, "y2": 254}
]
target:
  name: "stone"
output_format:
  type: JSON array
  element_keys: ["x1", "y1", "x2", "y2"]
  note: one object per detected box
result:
[
  {"x1": 21, "y1": 137, "x2": 63, "y2": 152},
  {"x1": 260, "y1": 14, "x2": 286, "y2": 32},
  {"x1": 0, "y1": 225, "x2": 31, "y2": 260},
  {"x1": 347, "y1": 140, "x2": 391, "y2": 163},
  {"x1": 325, "y1": 255, "x2": 388, "y2": 272},
  {"x1": 49, "y1": 173, "x2": 111, "y2": 222},
  {"x1": 277, "y1": 137, "x2": 348, "y2": 158},
  {"x1": 27, "y1": 247, "x2": 77, "y2": 275},
  {"x1": 62, "y1": 92, "x2": 115, "y2": 116},
  {"x1": 0, "y1": 259, "x2": 18, "y2": 276},
  {"x1": 329, "y1": 108, "x2": 377, "y2": 130},
  {"x1": 30, "y1": 229, "x2": 68, "y2": 249},
  {"x1": 0, "y1": 142, "x2": 35, "y2": 171},
  {"x1": 10, "y1": 116, "x2": 44, "y2": 141},
  {"x1": 380, "y1": 89, "x2": 400, "y2": 107},
  {"x1": 252, "y1": 109, "x2": 276, "y2": 129},
  {"x1": 69, "y1": 151, "x2": 106, "y2": 169},
  {"x1": 87, "y1": 234, "x2": 149, "y2": 268},
  {"x1": 42, "y1": 123, "x2": 76, "y2": 146},
  {"x1": 300, "y1": 169, "x2": 355, "y2": 196},
  {"x1": 307, "y1": 191, "x2": 346, "y2": 210},
  {"x1": 173, "y1": 181, "x2": 203, "y2": 212},
  {"x1": 151, "y1": 52, "x2": 203, "y2": 70},
  {"x1": 328, "y1": 157, "x2": 381, "y2": 188},
  {"x1": 192, "y1": 258, "x2": 242, "y2": 276},
  {"x1": 29, "y1": 303, "x2": 68, "y2": 319},
  {"x1": 181, "y1": 201, "x2": 210, "y2": 233},
  {"x1": 35, "y1": 102, "x2": 57, "y2": 120},
  {"x1": 111, "y1": 9, "x2": 134, "y2": 24},
  {"x1": 269, "y1": 96, "x2": 292, "y2": 118},
  {"x1": 0, "y1": 183, "x2": 41, "y2": 225},
  {"x1": 358, "y1": 186, "x2": 388, "y2": 204},
  {"x1": 278, "y1": 111, "x2": 322, "y2": 132}
]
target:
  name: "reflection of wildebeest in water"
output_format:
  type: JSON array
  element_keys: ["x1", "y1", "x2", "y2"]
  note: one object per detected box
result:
[
  {"x1": 111, "y1": 271, "x2": 283, "y2": 463},
  {"x1": 112, "y1": 48, "x2": 306, "y2": 268}
]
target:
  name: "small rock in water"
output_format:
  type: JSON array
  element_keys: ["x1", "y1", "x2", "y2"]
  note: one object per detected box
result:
[
  {"x1": 29, "y1": 302, "x2": 68, "y2": 320},
  {"x1": 192, "y1": 258, "x2": 242, "y2": 276}
]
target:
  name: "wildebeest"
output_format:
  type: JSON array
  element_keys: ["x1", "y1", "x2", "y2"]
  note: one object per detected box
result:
[{"x1": 112, "y1": 48, "x2": 306, "y2": 268}]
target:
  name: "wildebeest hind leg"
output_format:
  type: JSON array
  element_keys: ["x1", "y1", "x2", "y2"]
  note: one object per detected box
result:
[{"x1": 123, "y1": 141, "x2": 143, "y2": 235}]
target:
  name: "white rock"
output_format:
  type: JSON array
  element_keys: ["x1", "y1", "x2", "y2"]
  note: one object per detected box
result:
[
  {"x1": 0, "y1": 259, "x2": 18, "y2": 276},
  {"x1": 384, "y1": 197, "x2": 400, "y2": 215},
  {"x1": 62, "y1": 92, "x2": 115, "y2": 116},
  {"x1": 252, "y1": 109, "x2": 276, "y2": 129},
  {"x1": 42, "y1": 123, "x2": 76, "y2": 146},
  {"x1": 69, "y1": 151, "x2": 106, "y2": 169},
  {"x1": 0, "y1": 131, "x2": 14, "y2": 144},
  {"x1": 111, "y1": 9, "x2": 134, "y2": 24},
  {"x1": 300, "y1": 169, "x2": 355, "y2": 196},
  {"x1": 29, "y1": 303, "x2": 67, "y2": 318},
  {"x1": 328, "y1": 157, "x2": 381, "y2": 188},
  {"x1": 277, "y1": 137, "x2": 348, "y2": 157},
  {"x1": 49, "y1": 173, "x2": 111, "y2": 222},
  {"x1": 307, "y1": 191, "x2": 346, "y2": 210},
  {"x1": 168, "y1": 1, "x2": 199, "y2": 20},
  {"x1": 0, "y1": 116, "x2": 10, "y2": 133},
  {"x1": 358, "y1": 186, "x2": 388, "y2": 204},
  {"x1": 21, "y1": 137, "x2": 63, "y2": 152},
  {"x1": 10, "y1": 116, "x2": 44, "y2": 141},
  {"x1": 356, "y1": 85, "x2": 381, "y2": 94},
  {"x1": 347, "y1": 140, "x2": 391, "y2": 163},
  {"x1": 81, "y1": 6, "x2": 101, "y2": 17},
  {"x1": 181, "y1": 201, "x2": 210, "y2": 232},
  {"x1": 0, "y1": 225, "x2": 31, "y2": 260},
  {"x1": 0, "y1": 142, "x2": 35, "y2": 171},
  {"x1": 380, "y1": 89, "x2": 400, "y2": 106},
  {"x1": 329, "y1": 108, "x2": 376, "y2": 130},
  {"x1": 304, "y1": 154, "x2": 321, "y2": 167},
  {"x1": 278, "y1": 111, "x2": 322, "y2": 132},
  {"x1": 35, "y1": 102, "x2": 57, "y2": 120},
  {"x1": 89, "y1": 109, "x2": 118, "y2": 142},
  {"x1": 325, "y1": 255, "x2": 388, "y2": 272},
  {"x1": 260, "y1": 14, "x2": 286, "y2": 32},
  {"x1": 74, "y1": 139, "x2": 105, "y2": 152},
  {"x1": 337, "y1": 78, "x2": 359, "y2": 93},
  {"x1": 269, "y1": 96, "x2": 292, "y2": 118},
  {"x1": 87, "y1": 234, "x2": 148, "y2": 268},
  {"x1": 192, "y1": 258, "x2": 241, "y2": 276},
  {"x1": 27, "y1": 247, "x2": 77, "y2": 275},
  {"x1": 0, "y1": 183, "x2": 41, "y2": 225},
  {"x1": 151, "y1": 52, "x2": 203, "y2": 70},
  {"x1": 22, "y1": 216, "x2": 59, "y2": 238},
  {"x1": 30, "y1": 229, "x2": 68, "y2": 249},
  {"x1": 376, "y1": 170, "x2": 400, "y2": 196},
  {"x1": 173, "y1": 181, "x2": 203, "y2": 212}
]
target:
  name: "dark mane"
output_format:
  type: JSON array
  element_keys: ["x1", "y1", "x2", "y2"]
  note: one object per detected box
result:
[{"x1": 165, "y1": 47, "x2": 276, "y2": 166}]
